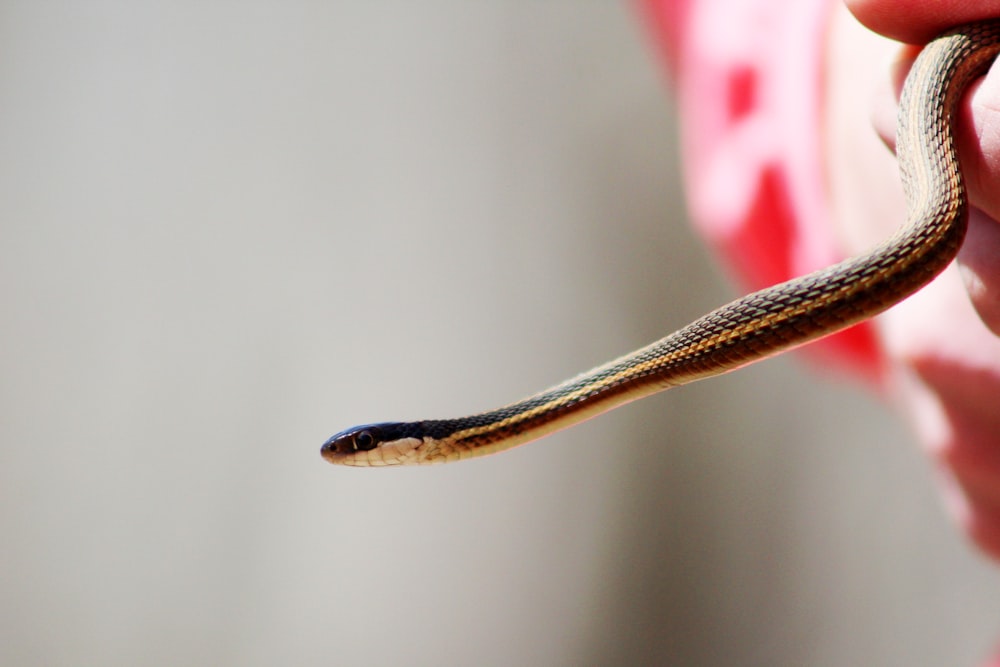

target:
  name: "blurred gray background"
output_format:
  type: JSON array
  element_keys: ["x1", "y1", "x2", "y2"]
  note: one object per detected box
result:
[{"x1": 2, "y1": 2, "x2": 999, "y2": 665}]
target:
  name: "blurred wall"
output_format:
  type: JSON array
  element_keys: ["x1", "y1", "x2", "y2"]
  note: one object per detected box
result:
[{"x1": 1, "y1": 2, "x2": 998, "y2": 665}]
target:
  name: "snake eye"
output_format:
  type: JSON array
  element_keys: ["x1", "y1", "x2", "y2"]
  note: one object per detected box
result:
[{"x1": 354, "y1": 430, "x2": 377, "y2": 451}]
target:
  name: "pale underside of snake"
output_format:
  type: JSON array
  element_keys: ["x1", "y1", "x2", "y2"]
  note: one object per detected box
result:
[{"x1": 322, "y1": 21, "x2": 1000, "y2": 467}]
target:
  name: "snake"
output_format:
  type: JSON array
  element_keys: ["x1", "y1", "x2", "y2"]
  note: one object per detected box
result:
[{"x1": 321, "y1": 21, "x2": 1000, "y2": 467}]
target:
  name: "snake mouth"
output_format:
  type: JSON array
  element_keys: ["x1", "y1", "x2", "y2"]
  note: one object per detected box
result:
[
  {"x1": 320, "y1": 443, "x2": 377, "y2": 466},
  {"x1": 319, "y1": 439, "x2": 344, "y2": 462}
]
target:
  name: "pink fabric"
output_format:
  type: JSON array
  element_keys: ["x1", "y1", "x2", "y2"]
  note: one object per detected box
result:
[{"x1": 638, "y1": 0, "x2": 883, "y2": 384}]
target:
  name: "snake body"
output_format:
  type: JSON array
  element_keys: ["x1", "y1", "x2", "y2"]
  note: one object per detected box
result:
[{"x1": 322, "y1": 21, "x2": 1000, "y2": 466}]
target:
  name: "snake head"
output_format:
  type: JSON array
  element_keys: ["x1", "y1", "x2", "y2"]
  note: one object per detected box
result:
[{"x1": 320, "y1": 422, "x2": 426, "y2": 466}]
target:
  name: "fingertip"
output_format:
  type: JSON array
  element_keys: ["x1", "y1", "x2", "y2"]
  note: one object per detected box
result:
[
  {"x1": 844, "y1": 0, "x2": 905, "y2": 41},
  {"x1": 846, "y1": 0, "x2": 1000, "y2": 44}
]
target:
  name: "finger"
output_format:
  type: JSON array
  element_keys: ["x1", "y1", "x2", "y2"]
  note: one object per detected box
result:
[
  {"x1": 869, "y1": 46, "x2": 919, "y2": 151},
  {"x1": 846, "y1": 0, "x2": 1000, "y2": 44},
  {"x1": 872, "y1": 44, "x2": 1000, "y2": 224},
  {"x1": 911, "y1": 357, "x2": 1000, "y2": 563},
  {"x1": 958, "y1": 208, "x2": 1000, "y2": 337},
  {"x1": 955, "y1": 60, "x2": 1000, "y2": 225},
  {"x1": 953, "y1": 58, "x2": 1000, "y2": 340}
]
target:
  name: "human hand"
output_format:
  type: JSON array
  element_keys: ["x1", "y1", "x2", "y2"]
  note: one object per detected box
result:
[{"x1": 832, "y1": 0, "x2": 1000, "y2": 560}]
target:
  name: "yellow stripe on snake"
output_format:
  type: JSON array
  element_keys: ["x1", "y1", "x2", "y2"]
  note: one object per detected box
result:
[{"x1": 322, "y1": 21, "x2": 1000, "y2": 467}]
